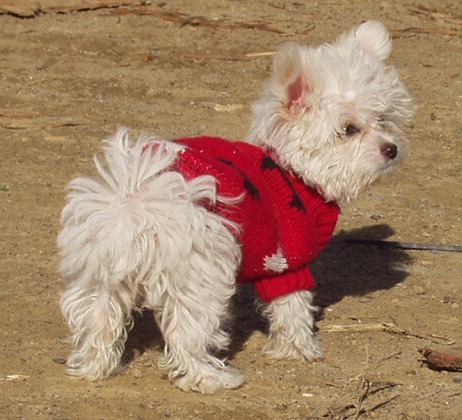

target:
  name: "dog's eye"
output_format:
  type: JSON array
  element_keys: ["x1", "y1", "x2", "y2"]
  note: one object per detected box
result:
[
  {"x1": 378, "y1": 115, "x2": 388, "y2": 126},
  {"x1": 344, "y1": 124, "x2": 361, "y2": 136}
]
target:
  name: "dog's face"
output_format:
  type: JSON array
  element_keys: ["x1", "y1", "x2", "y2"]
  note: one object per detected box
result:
[{"x1": 249, "y1": 21, "x2": 412, "y2": 202}]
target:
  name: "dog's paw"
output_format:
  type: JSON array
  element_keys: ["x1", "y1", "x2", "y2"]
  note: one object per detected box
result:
[
  {"x1": 264, "y1": 334, "x2": 324, "y2": 362},
  {"x1": 173, "y1": 365, "x2": 245, "y2": 394},
  {"x1": 198, "y1": 366, "x2": 246, "y2": 394},
  {"x1": 66, "y1": 349, "x2": 120, "y2": 381}
]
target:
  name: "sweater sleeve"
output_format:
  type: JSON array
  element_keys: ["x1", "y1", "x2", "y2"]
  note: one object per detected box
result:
[
  {"x1": 315, "y1": 203, "x2": 340, "y2": 252},
  {"x1": 253, "y1": 267, "x2": 317, "y2": 302},
  {"x1": 253, "y1": 197, "x2": 339, "y2": 303}
]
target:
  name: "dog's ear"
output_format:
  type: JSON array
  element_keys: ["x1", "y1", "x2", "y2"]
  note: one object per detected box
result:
[
  {"x1": 272, "y1": 42, "x2": 312, "y2": 116},
  {"x1": 347, "y1": 20, "x2": 392, "y2": 60}
]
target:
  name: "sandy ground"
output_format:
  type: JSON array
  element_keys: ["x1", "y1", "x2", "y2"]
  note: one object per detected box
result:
[{"x1": 1, "y1": 1, "x2": 461, "y2": 419}]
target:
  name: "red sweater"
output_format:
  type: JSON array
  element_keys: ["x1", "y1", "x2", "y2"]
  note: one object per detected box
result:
[{"x1": 165, "y1": 137, "x2": 340, "y2": 302}]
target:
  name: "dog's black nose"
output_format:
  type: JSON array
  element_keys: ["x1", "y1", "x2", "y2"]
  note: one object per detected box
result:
[{"x1": 380, "y1": 143, "x2": 398, "y2": 160}]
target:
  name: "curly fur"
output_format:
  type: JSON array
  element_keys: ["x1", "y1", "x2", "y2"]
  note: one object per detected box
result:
[
  {"x1": 58, "y1": 21, "x2": 412, "y2": 394},
  {"x1": 59, "y1": 130, "x2": 243, "y2": 392}
]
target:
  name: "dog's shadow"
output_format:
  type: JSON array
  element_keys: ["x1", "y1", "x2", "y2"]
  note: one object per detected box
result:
[
  {"x1": 123, "y1": 223, "x2": 412, "y2": 364},
  {"x1": 313, "y1": 223, "x2": 412, "y2": 308}
]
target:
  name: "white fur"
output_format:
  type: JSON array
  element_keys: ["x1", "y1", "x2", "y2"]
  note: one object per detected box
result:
[
  {"x1": 248, "y1": 20, "x2": 412, "y2": 202},
  {"x1": 262, "y1": 291, "x2": 323, "y2": 361},
  {"x1": 58, "y1": 21, "x2": 412, "y2": 394},
  {"x1": 59, "y1": 129, "x2": 244, "y2": 393}
]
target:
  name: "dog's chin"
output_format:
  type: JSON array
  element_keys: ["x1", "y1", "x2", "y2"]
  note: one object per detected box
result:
[
  {"x1": 316, "y1": 163, "x2": 397, "y2": 203},
  {"x1": 358, "y1": 164, "x2": 397, "y2": 198},
  {"x1": 376, "y1": 159, "x2": 398, "y2": 181}
]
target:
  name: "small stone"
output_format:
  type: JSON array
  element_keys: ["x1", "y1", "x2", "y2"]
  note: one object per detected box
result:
[
  {"x1": 442, "y1": 296, "x2": 456, "y2": 304},
  {"x1": 414, "y1": 286, "x2": 425, "y2": 295},
  {"x1": 140, "y1": 359, "x2": 153, "y2": 367}
]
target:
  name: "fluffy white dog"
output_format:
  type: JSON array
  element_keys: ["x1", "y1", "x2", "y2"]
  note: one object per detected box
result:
[{"x1": 58, "y1": 21, "x2": 412, "y2": 394}]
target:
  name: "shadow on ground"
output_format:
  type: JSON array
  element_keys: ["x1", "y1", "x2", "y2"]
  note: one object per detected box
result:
[
  {"x1": 123, "y1": 223, "x2": 412, "y2": 363},
  {"x1": 313, "y1": 223, "x2": 412, "y2": 308}
]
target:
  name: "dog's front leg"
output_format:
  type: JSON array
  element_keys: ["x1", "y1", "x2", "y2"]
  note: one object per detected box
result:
[{"x1": 262, "y1": 290, "x2": 324, "y2": 362}]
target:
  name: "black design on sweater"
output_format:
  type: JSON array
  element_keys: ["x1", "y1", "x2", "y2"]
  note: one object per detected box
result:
[
  {"x1": 261, "y1": 156, "x2": 306, "y2": 212},
  {"x1": 217, "y1": 158, "x2": 261, "y2": 200}
]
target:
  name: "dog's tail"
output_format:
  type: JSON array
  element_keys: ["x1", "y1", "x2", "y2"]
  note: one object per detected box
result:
[{"x1": 58, "y1": 128, "x2": 223, "y2": 289}]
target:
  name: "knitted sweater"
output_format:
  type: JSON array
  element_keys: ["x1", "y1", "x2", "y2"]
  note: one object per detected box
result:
[{"x1": 171, "y1": 137, "x2": 340, "y2": 302}]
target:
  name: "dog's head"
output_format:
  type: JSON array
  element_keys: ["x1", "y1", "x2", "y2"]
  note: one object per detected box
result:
[{"x1": 249, "y1": 21, "x2": 412, "y2": 202}]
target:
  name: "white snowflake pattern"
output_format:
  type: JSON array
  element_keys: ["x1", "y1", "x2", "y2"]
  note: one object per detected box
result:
[{"x1": 263, "y1": 247, "x2": 288, "y2": 273}]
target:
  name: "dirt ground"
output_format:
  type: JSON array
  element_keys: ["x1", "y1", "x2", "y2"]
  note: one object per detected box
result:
[{"x1": 1, "y1": 0, "x2": 461, "y2": 419}]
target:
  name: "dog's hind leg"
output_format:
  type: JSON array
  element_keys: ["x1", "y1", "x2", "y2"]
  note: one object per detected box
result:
[
  {"x1": 60, "y1": 279, "x2": 136, "y2": 380},
  {"x1": 149, "y1": 210, "x2": 245, "y2": 394},
  {"x1": 57, "y1": 130, "x2": 182, "y2": 380}
]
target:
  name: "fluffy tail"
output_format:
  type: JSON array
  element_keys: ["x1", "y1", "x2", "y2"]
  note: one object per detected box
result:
[
  {"x1": 58, "y1": 129, "x2": 190, "y2": 288},
  {"x1": 57, "y1": 128, "x2": 219, "y2": 379}
]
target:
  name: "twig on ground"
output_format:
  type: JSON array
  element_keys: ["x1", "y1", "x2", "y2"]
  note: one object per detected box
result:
[
  {"x1": 134, "y1": 50, "x2": 275, "y2": 62},
  {"x1": 245, "y1": 51, "x2": 276, "y2": 58},
  {"x1": 324, "y1": 322, "x2": 455, "y2": 345},
  {"x1": 352, "y1": 377, "x2": 370, "y2": 419},
  {"x1": 325, "y1": 377, "x2": 400, "y2": 420},
  {"x1": 179, "y1": 53, "x2": 252, "y2": 61},
  {"x1": 392, "y1": 27, "x2": 460, "y2": 37},
  {"x1": 358, "y1": 394, "x2": 400, "y2": 417},
  {"x1": 370, "y1": 351, "x2": 402, "y2": 371},
  {"x1": 110, "y1": 8, "x2": 284, "y2": 33},
  {"x1": 0, "y1": 374, "x2": 30, "y2": 382}
]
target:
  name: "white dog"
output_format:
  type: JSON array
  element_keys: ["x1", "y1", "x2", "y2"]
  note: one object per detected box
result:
[{"x1": 58, "y1": 21, "x2": 412, "y2": 394}]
